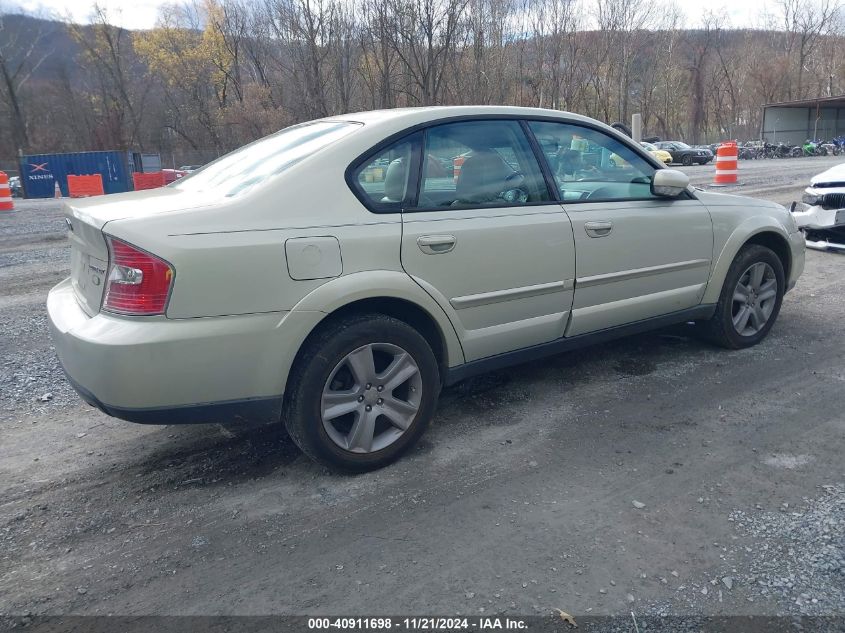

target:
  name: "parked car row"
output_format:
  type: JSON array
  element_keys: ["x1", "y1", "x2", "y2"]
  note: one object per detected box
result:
[
  {"x1": 638, "y1": 136, "x2": 845, "y2": 165},
  {"x1": 653, "y1": 141, "x2": 713, "y2": 166}
]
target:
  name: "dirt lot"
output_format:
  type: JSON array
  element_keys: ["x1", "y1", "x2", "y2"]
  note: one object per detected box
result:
[{"x1": 1, "y1": 156, "x2": 844, "y2": 624}]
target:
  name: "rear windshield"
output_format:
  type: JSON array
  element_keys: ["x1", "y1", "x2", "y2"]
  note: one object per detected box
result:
[{"x1": 171, "y1": 120, "x2": 360, "y2": 197}]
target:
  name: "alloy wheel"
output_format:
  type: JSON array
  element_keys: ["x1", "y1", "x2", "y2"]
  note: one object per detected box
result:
[
  {"x1": 731, "y1": 262, "x2": 778, "y2": 336},
  {"x1": 321, "y1": 343, "x2": 422, "y2": 453}
]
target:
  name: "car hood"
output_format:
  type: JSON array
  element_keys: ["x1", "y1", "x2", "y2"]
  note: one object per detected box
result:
[
  {"x1": 694, "y1": 188, "x2": 784, "y2": 211},
  {"x1": 64, "y1": 187, "x2": 222, "y2": 231},
  {"x1": 809, "y1": 162, "x2": 845, "y2": 188}
]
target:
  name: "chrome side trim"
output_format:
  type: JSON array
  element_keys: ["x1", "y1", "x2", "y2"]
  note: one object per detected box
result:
[
  {"x1": 576, "y1": 259, "x2": 710, "y2": 289},
  {"x1": 450, "y1": 279, "x2": 574, "y2": 310}
]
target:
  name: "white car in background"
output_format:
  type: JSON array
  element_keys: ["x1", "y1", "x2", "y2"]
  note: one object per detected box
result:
[
  {"x1": 48, "y1": 106, "x2": 805, "y2": 472},
  {"x1": 792, "y1": 162, "x2": 845, "y2": 251}
]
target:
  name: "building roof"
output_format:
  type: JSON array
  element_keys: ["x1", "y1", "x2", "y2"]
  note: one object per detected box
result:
[{"x1": 763, "y1": 95, "x2": 845, "y2": 109}]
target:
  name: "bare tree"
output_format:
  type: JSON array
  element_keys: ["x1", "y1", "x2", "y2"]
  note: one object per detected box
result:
[
  {"x1": 780, "y1": 0, "x2": 842, "y2": 98},
  {"x1": 0, "y1": 7, "x2": 53, "y2": 152},
  {"x1": 67, "y1": 4, "x2": 147, "y2": 149},
  {"x1": 383, "y1": 0, "x2": 470, "y2": 106}
]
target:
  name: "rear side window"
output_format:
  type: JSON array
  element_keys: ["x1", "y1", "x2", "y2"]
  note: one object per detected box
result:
[
  {"x1": 350, "y1": 132, "x2": 422, "y2": 212},
  {"x1": 172, "y1": 120, "x2": 360, "y2": 197},
  {"x1": 414, "y1": 120, "x2": 550, "y2": 210}
]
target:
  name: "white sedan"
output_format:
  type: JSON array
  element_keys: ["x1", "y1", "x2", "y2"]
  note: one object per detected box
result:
[{"x1": 48, "y1": 106, "x2": 805, "y2": 471}]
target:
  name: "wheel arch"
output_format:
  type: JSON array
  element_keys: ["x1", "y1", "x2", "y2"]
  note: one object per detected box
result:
[
  {"x1": 285, "y1": 271, "x2": 464, "y2": 390},
  {"x1": 703, "y1": 223, "x2": 792, "y2": 305},
  {"x1": 743, "y1": 231, "x2": 792, "y2": 281},
  {"x1": 314, "y1": 296, "x2": 451, "y2": 372}
]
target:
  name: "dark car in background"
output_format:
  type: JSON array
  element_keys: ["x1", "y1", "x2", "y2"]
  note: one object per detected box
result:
[{"x1": 654, "y1": 141, "x2": 713, "y2": 166}]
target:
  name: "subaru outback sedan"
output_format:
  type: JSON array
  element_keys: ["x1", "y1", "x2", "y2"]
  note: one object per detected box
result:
[{"x1": 48, "y1": 106, "x2": 804, "y2": 471}]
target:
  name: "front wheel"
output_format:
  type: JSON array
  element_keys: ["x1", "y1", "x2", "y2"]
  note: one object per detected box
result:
[
  {"x1": 283, "y1": 313, "x2": 440, "y2": 472},
  {"x1": 682, "y1": 154, "x2": 693, "y2": 166},
  {"x1": 701, "y1": 244, "x2": 785, "y2": 349}
]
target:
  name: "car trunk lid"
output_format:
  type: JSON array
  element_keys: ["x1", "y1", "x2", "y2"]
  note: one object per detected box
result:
[{"x1": 64, "y1": 203, "x2": 110, "y2": 317}]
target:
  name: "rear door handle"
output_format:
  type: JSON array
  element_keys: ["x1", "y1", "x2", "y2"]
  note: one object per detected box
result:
[
  {"x1": 584, "y1": 221, "x2": 613, "y2": 238},
  {"x1": 417, "y1": 235, "x2": 457, "y2": 254}
]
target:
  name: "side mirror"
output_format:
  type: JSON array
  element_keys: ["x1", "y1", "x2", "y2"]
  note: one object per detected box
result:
[{"x1": 651, "y1": 169, "x2": 690, "y2": 198}]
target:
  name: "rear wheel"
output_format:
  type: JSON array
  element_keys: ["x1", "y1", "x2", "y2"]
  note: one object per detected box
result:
[
  {"x1": 702, "y1": 245, "x2": 784, "y2": 349},
  {"x1": 283, "y1": 313, "x2": 440, "y2": 472}
]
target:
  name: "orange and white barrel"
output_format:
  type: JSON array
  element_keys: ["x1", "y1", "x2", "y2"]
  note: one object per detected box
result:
[
  {"x1": 453, "y1": 155, "x2": 466, "y2": 183},
  {"x1": 713, "y1": 141, "x2": 739, "y2": 186},
  {"x1": 0, "y1": 171, "x2": 13, "y2": 211}
]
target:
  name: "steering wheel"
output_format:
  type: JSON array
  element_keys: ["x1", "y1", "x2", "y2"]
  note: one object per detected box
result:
[
  {"x1": 497, "y1": 172, "x2": 527, "y2": 203},
  {"x1": 584, "y1": 186, "x2": 617, "y2": 200}
]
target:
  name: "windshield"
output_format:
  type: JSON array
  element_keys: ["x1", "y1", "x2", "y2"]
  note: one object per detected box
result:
[
  {"x1": 640, "y1": 142, "x2": 657, "y2": 151},
  {"x1": 674, "y1": 142, "x2": 691, "y2": 149},
  {"x1": 171, "y1": 120, "x2": 361, "y2": 197}
]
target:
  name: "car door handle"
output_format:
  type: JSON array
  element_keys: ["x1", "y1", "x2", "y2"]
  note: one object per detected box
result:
[
  {"x1": 417, "y1": 235, "x2": 457, "y2": 254},
  {"x1": 584, "y1": 221, "x2": 613, "y2": 238}
]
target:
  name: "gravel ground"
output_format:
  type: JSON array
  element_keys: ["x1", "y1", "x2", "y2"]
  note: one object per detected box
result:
[{"x1": 1, "y1": 158, "x2": 844, "y2": 628}]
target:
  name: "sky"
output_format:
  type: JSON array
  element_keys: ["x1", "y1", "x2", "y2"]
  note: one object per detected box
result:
[{"x1": 10, "y1": 0, "x2": 779, "y2": 31}]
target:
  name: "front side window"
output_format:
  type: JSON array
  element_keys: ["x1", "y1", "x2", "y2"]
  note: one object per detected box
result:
[
  {"x1": 528, "y1": 121, "x2": 658, "y2": 203},
  {"x1": 414, "y1": 120, "x2": 550, "y2": 210},
  {"x1": 351, "y1": 133, "x2": 421, "y2": 212}
]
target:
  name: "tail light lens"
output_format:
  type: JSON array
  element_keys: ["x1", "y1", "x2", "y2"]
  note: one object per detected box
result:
[{"x1": 103, "y1": 237, "x2": 174, "y2": 315}]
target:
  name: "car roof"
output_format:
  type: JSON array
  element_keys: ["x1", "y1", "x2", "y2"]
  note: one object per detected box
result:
[{"x1": 324, "y1": 105, "x2": 608, "y2": 131}]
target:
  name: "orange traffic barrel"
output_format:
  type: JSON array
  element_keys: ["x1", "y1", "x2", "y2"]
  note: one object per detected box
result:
[
  {"x1": 712, "y1": 141, "x2": 739, "y2": 186},
  {"x1": 453, "y1": 155, "x2": 466, "y2": 182},
  {"x1": 0, "y1": 171, "x2": 13, "y2": 211}
]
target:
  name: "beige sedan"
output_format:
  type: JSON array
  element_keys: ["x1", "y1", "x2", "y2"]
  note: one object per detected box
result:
[{"x1": 48, "y1": 106, "x2": 805, "y2": 471}]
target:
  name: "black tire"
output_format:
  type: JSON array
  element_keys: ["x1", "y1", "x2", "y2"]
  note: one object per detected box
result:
[
  {"x1": 682, "y1": 154, "x2": 693, "y2": 166},
  {"x1": 701, "y1": 244, "x2": 785, "y2": 349},
  {"x1": 282, "y1": 313, "x2": 440, "y2": 472}
]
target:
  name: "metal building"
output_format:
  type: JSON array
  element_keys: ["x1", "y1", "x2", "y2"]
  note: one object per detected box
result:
[{"x1": 761, "y1": 95, "x2": 845, "y2": 145}]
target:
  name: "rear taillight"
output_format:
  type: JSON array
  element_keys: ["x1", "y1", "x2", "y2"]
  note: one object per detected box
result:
[{"x1": 103, "y1": 237, "x2": 174, "y2": 315}]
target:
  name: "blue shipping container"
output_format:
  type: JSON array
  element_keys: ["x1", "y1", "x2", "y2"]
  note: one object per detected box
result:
[{"x1": 19, "y1": 151, "x2": 133, "y2": 198}]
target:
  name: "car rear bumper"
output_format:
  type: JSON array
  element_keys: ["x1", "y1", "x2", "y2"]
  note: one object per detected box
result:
[
  {"x1": 62, "y1": 370, "x2": 282, "y2": 424},
  {"x1": 47, "y1": 277, "x2": 315, "y2": 424}
]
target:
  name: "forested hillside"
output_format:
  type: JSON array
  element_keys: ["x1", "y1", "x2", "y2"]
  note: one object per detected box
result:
[{"x1": 0, "y1": 0, "x2": 842, "y2": 166}]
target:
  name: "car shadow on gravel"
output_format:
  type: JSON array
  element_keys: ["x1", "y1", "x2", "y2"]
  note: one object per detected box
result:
[
  {"x1": 125, "y1": 421, "x2": 304, "y2": 493},
  {"x1": 441, "y1": 324, "x2": 709, "y2": 408},
  {"x1": 44, "y1": 316, "x2": 819, "y2": 493}
]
